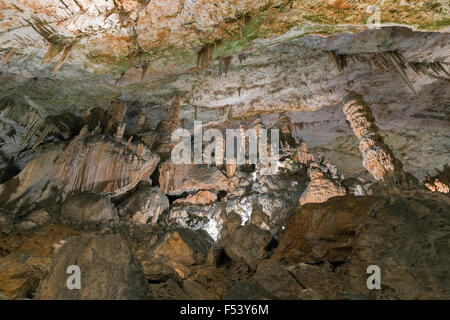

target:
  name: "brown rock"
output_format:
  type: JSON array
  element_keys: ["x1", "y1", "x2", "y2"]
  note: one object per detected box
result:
[
  {"x1": 35, "y1": 234, "x2": 153, "y2": 300},
  {"x1": 182, "y1": 279, "x2": 217, "y2": 300},
  {"x1": 224, "y1": 280, "x2": 275, "y2": 300},
  {"x1": 343, "y1": 190, "x2": 450, "y2": 299},
  {"x1": 61, "y1": 192, "x2": 118, "y2": 222},
  {"x1": 223, "y1": 224, "x2": 276, "y2": 270},
  {"x1": 286, "y1": 263, "x2": 343, "y2": 299},
  {"x1": 275, "y1": 195, "x2": 380, "y2": 264},
  {"x1": 118, "y1": 183, "x2": 169, "y2": 224},
  {"x1": 299, "y1": 165, "x2": 346, "y2": 206},
  {"x1": 173, "y1": 190, "x2": 217, "y2": 206},
  {"x1": 0, "y1": 252, "x2": 51, "y2": 299},
  {"x1": 159, "y1": 161, "x2": 228, "y2": 195},
  {"x1": 153, "y1": 228, "x2": 213, "y2": 266},
  {"x1": 150, "y1": 279, "x2": 190, "y2": 300},
  {"x1": 253, "y1": 260, "x2": 303, "y2": 299}
]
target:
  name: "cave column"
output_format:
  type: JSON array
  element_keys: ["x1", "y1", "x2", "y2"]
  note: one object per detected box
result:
[{"x1": 342, "y1": 91, "x2": 407, "y2": 186}]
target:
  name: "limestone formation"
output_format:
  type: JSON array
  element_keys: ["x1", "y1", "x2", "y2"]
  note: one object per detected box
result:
[
  {"x1": 0, "y1": 1, "x2": 449, "y2": 302},
  {"x1": 153, "y1": 229, "x2": 213, "y2": 266},
  {"x1": 424, "y1": 165, "x2": 450, "y2": 193},
  {"x1": 61, "y1": 192, "x2": 118, "y2": 223},
  {"x1": 276, "y1": 195, "x2": 381, "y2": 264},
  {"x1": 0, "y1": 133, "x2": 160, "y2": 209},
  {"x1": 118, "y1": 183, "x2": 169, "y2": 224},
  {"x1": 343, "y1": 91, "x2": 417, "y2": 190},
  {"x1": 276, "y1": 112, "x2": 296, "y2": 147},
  {"x1": 299, "y1": 164, "x2": 346, "y2": 206},
  {"x1": 173, "y1": 190, "x2": 217, "y2": 206},
  {"x1": 159, "y1": 161, "x2": 228, "y2": 195},
  {"x1": 35, "y1": 234, "x2": 153, "y2": 300}
]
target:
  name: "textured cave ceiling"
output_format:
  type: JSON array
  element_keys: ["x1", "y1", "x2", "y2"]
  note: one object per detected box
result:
[{"x1": 0, "y1": 0, "x2": 449, "y2": 180}]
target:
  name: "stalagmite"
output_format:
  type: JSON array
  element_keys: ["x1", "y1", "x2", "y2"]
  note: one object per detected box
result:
[
  {"x1": 297, "y1": 140, "x2": 346, "y2": 206},
  {"x1": 276, "y1": 112, "x2": 296, "y2": 147},
  {"x1": 115, "y1": 123, "x2": 126, "y2": 141},
  {"x1": 295, "y1": 141, "x2": 315, "y2": 167},
  {"x1": 343, "y1": 91, "x2": 418, "y2": 190},
  {"x1": 299, "y1": 163, "x2": 346, "y2": 206}
]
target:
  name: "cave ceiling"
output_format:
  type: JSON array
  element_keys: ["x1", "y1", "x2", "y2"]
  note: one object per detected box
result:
[{"x1": 0, "y1": 0, "x2": 449, "y2": 179}]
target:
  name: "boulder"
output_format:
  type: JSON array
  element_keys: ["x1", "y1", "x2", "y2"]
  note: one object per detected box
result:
[
  {"x1": 34, "y1": 234, "x2": 153, "y2": 300},
  {"x1": 223, "y1": 224, "x2": 276, "y2": 270},
  {"x1": 61, "y1": 192, "x2": 118, "y2": 223},
  {"x1": 224, "y1": 280, "x2": 275, "y2": 300},
  {"x1": 299, "y1": 166, "x2": 346, "y2": 206},
  {"x1": 168, "y1": 203, "x2": 223, "y2": 241},
  {"x1": 0, "y1": 252, "x2": 51, "y2": 299},
  {"x1": 138, "y1": 256, "x2": 183, "y2": 284},
  {"x1": 343, "y1": 190, "x2": 450, "y2": 299},
  {"x1": 153, "y1": 228, "x2": 213, "y2": 266},
  {"x1": 286, "y1": 263, "x2": 343, "y2": 299},
  {"x1": 275, "y1": 195, "x2": 380, "y2": 264},
  {"x1": 253, "y1": 260, "x2": 303, "y2": 299},
  {"x1": 182, "y1": 279, "x2": 217, "y2": 300},
  {"x1": 118, "y1": 183, "x2": 169, "y2": 224},
  {"x1": 174, "y1": 190, "x2": 218, "y2": 206},
  {"x1": 159, "y1": 161, "x2": 228, "y2": 195},
  {"x1": 150, "y1": 279, "x2": 190, "y2": 300}
]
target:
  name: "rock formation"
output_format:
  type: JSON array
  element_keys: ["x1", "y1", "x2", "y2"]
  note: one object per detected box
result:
[
  {"x1": 35, "y1": 234, "x2": 153, "y2": 300},
  {"x1": 0, "y1": 133, "x2": 160, "y2": 210},
  {"x1": 118, "y1": 183, "x2": 169, "y2": 224},
  {"x1": 342, "y1": 91, "x2": 419, "y2": 191},
  {"x1": 0, "y1": 1, "x2": 448, "y2": 302},
  {"x1": 424, "y1": 164, "x2": 450, "y2": 193}
]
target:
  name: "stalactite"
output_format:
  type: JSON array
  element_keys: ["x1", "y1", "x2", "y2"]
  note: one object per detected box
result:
[
  {"x1": 115, "y1": 123, "x2": 126, "y2": 141},
  {"x1": 408, "y1": 60, "x2": 450, "y2": 84},
  {"x1": 197, "y1": 44, "x2": 215, "y2": 71},
  {"x1": 26, "y1": 16, "x2": 81, "y2": 74},
  {"x1": 55, "y1": 134, "x2": 159, "y2": 196},
  {"x1": 167, "y1": 97, "x2": 181, "y2": 133},
  {"x1": 219, "y1": 56, "x2": 232, "y2": 75}
]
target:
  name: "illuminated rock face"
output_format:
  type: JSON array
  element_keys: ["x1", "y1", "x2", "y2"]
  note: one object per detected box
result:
[
  {"x1": 0, "y1": 133, "x2": 159, "y2": 208},
  {"x1": 299, "y1": 165, "x2": 346, "y2": 206},
  {"x1": 57, "y1": 134, "x2": 159, "y2": 196},
  {"x1": 343, "y1": 91, "x2": 406, "y2": 184}
]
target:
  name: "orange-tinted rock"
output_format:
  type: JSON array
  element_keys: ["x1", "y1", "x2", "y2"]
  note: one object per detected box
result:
[
  {"x1": 299, "y1": 165, "x2": 346, "y2": 206},
  {"x1": 159, "y1": 161, "x2": 228, "y2": 195},
  {"x1": 173, "y1": 190, "x2": 217, "y2": 206},
  {"x1": 424, "y1": 164, "x2": 450, "y2": 193},
  {"x1": 275, "y1": 195, "x2": 380, "y2": 264},
  {"x1": 0, "y1": 252, "x2": 51, "y2": 299},
  {"x1": 343, "y1": 91, "x2": 406, "y2": 184},
  {"x1": 153, "y1": 229, "x2": 213, "y2": 266},
  {"x1": 0, "y1": 134, "x2": 160, "y2": 208}
]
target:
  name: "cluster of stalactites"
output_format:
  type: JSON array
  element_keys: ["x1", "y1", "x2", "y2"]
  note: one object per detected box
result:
[{"x1": 54, "y1": 109, "x2": 158, "y2": 196}]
